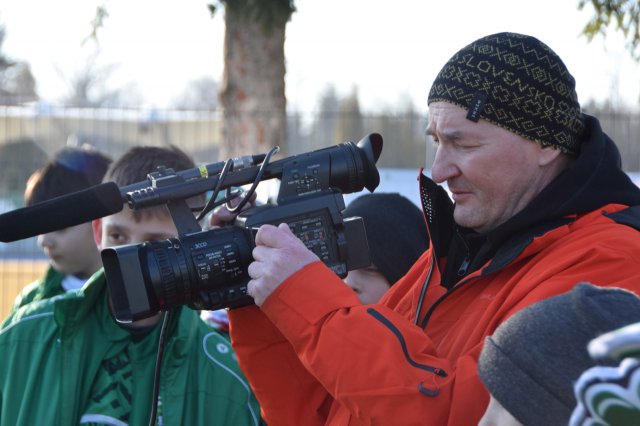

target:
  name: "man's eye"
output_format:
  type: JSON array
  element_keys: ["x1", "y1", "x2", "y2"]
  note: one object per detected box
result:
[{"x1": 455, "y1": 142, "x2": 478, "y2": 150}]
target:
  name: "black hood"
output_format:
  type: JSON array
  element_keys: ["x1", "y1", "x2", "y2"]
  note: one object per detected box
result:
[
  {"x1": 425, "y1": 114, "x2": 640, "y2": 287},
  {"x1": 488, "y1": 114, "x2": 640, "y2": 242}
]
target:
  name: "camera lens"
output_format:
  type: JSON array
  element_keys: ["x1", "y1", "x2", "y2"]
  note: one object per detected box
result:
[{"x1": 103, "y1": 227, "x2": 254, "y2": 322}]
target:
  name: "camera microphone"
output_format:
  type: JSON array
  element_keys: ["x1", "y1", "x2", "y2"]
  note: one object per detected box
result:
[
  {"x1": 0, "y1": 154, "x2": 267, "y2": 244},
  {"x1": 0, "y1": 182, "x2": 123, "y2": 243}
]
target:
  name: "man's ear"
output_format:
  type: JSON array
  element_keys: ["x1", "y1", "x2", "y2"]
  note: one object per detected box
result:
[
  {"x1": 538, "y1": 145, "x2": 564, "y2": 167},
  {"x1": 92, "y1": 219, "x2": 103, "y2": 249}
]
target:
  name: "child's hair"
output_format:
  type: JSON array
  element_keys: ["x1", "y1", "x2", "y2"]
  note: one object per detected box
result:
[
  {"x1": 24, "y1": 145, "x2": 112, "y2": 206},
  {"x1": 343, "y1": 193, "x2": 428, "y2": 285},
  {"x1": 104, "y1": 145, "x2": 201, "y2": 222}
]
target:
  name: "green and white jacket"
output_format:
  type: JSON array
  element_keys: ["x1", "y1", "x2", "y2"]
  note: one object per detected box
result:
[
  {"x1": 0, "y1": 269, "x2": 262, "y2": 426},
  {"x1": 6, "y1": 265, "x2": 66, "y2": 320}
]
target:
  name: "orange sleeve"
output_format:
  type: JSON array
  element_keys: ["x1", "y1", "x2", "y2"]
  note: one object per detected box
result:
[
  {"x1": 228, "y1": 210, "x2": 640, "y2": 425},
  {"x1": 228, "y1": 304, "x2": 332, "y2": 425},
  {"x1": 231, "y1": 261, "x2": 488, "y2": 425}
]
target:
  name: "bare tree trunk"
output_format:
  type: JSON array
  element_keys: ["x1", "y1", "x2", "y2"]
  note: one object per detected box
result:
[{"x1": 219, "y1": 10, "x2": 287, "y2": 159}]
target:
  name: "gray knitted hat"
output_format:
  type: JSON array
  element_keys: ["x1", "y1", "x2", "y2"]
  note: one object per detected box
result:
[
  {"x1": 428, "y1": 32, "x2": 585, "y2": 155},
  {"x1": 343, "y1": 193, "x2": 428, "y2": 285},
  {"x1": 478, "y1": 283, "x2": 640, "y2": 426}
]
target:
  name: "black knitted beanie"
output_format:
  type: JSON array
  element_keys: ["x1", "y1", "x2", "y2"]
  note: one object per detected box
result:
[
  {"x1": 343, "y1": 193, "x2": 428, "y2": 285},
  {"x1": 478, "y1": 283, "x2": 640, "y2": 426},
  {"x1": 428, "y1": 32, "x2": 585, "y2": 155}
]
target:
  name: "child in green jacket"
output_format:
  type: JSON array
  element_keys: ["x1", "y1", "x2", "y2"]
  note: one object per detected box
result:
[
  {"x1": 0, "y1": 145, "x2": 262, "y2": 425},
  {"x1": 7, "y1": 145, "x2": 112, "y2": 318}
]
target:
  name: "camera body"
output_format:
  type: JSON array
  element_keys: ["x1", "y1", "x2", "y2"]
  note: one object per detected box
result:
[
  {"x1": 102, "y1": 134, "x2": 382, "y2": 323},
  {"x1": 237, "y1": 190, "x2": 370, "y2": 278}
]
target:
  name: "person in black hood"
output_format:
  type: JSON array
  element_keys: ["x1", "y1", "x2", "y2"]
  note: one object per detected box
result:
[
  {"x1": 342, "y1": 193, "x2": 429, "y2": 304},
  {"x1": 223, "y1": 32, "x2": 640, "y2": 425}
]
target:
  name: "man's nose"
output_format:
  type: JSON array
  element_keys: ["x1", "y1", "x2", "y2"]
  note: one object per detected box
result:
[{"x1": 430, "y1": 146, "x2": 459, "y2": 184}]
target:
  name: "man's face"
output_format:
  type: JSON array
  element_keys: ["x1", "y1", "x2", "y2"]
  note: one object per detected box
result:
[
  {"x1": 427, "y1": 102, "x2": 558, "y2": 233},
  {"x1": 93, "y1": 207, "x2": 177, "y2": 250}
]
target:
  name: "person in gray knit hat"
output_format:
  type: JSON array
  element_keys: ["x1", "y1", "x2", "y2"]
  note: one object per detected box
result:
[
  {"x1": 342, "y1": 193, "x2": 428, "y2": 304},
  {"x1": 478, "y1": 283, "x2": 640, "y2": 426},
  {"x1": 219, "y1": 32, "x2": 640, "y2": 425}
]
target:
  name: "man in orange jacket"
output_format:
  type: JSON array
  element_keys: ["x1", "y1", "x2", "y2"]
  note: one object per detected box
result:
[{"x1": 228, "y1": 32, "x2": 640, "y2": 425}]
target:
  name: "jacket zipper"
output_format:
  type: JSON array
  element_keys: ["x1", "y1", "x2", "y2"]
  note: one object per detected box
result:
[
  {"x1": 414, "y1": 255, "x2": 435, "y2": 325},
  {"x1": 457, "y1": 258, "x2": 470, "y2": 277},
  {"x1": 416, "y1": 229, "x2": 473, "y2": 328},
  {"x1": 419, "y1": 273, "x2": 481, "y2": 330},
  {"x1": 456, "y1": 228, "x2": 471, "y2": 277}
]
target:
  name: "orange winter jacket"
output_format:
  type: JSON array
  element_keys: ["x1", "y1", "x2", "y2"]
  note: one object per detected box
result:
[{"x1": 229, "y1": 115, "x2": 640, "y2": 425}]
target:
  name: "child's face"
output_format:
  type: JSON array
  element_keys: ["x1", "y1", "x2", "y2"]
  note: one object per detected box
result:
[
  {"x1": 478, "y1": 395, "x2": 523, "y2": 426},
  {"x1": 95, "y1": 207, "x2": 178, "y2": 249},
  {"x1": 37, "y1": 222, "x2": 102, "y2": 278},
  {"x1": 344, "y1": 266, "x2": 391, "y2": 305},
  {"x1": 94, "y1": 207, "x2": 180, "y2": 328}
]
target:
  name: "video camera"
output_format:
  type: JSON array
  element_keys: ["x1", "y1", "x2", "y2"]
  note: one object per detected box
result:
[{"x1": 101, "y1": 134, "x2": 383, "y2": 322}]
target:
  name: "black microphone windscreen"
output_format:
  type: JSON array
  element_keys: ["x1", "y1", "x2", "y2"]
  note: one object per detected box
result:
[{"x1": 0, "y1": 182, "x2": 123, "y2": 243}]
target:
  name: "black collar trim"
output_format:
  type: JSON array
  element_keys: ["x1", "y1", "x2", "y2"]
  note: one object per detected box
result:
[
  {"x1": 604, "y1": 206, "x2": 640, "y2": 232},
  {"x1": 482, "y1": 217, "x2": 574, "y2": 275}
]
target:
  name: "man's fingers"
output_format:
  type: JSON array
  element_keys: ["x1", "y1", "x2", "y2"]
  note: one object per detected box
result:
[
  {"x1": 207, "y1": 206, "x2": 236, "y2": 228},
  {"x1": 228, "y1": 191, "x2": 257, "y2": 210},
  {"x1": 278, "y1": 222, "x2": 297, "y2": 237},
  {"x1": 207, "y1": 191, "x2": 258, "y2": 228},
  {"x1": 247, "y1": 222, "x2": 321, "y2": 307},
  {"x1": 254, "y1": 223, "x2": 295, "y2": 248},
  {"x1": 247, "y1": 258, "x2": 261, "y2": 278},
  {"x1": 251, "y1": 245, "x2": 267, "y2": 262},
  {"x1": 253, "y1": 224, "x2": 276, "y2": 247}
]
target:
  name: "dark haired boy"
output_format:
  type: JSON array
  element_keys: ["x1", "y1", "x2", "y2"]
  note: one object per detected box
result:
[{"x1": 0, "y1": 145, "x2": 262, "y2": 425}]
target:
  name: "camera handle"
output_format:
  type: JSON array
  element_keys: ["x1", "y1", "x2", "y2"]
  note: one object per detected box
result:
[{"x1": 148, "y1": 166, "x2": 202, "y2": 235}]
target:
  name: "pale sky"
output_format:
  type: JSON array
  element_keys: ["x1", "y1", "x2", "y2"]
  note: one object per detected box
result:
[{"x1": 1, "y1": 0, "x2": 639, "y2": 113}]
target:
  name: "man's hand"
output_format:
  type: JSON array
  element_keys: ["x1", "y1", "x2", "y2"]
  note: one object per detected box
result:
[
  {"x1": 206, "y1": 191, "x2": 257, "y2": 229},
  {"x1": 247, "y1": 223, "x2": 320, "y2": 306}
]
